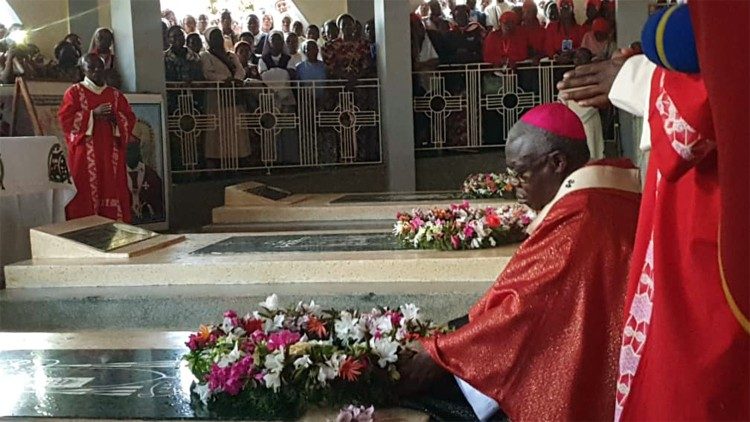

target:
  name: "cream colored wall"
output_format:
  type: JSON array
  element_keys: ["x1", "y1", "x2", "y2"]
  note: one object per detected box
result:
[
  {"x1": 8, "y1": 0, "x2": 70, "y2": 57},
  {"x1": 294, "y1": 0, "x2": 348, "y2": 27}
]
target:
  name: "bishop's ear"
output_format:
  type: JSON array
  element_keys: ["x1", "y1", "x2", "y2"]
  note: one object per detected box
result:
[{"x1": 549, "y1": 150, "x2": 568, "y2": 175}]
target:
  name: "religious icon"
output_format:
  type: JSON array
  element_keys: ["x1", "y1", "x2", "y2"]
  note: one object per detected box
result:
[
  {"x1": 47, "y1": 143, "x2": 71, "y2": 183},
  {"x1": 127, "y1": 119, "x2": 165, "y2": 225}
]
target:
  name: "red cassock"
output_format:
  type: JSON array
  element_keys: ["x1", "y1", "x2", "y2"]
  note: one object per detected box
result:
[
  {"x1": 483, "y1": 30, "x2": 529, "y2": 65},
  {"x1": 58, "y1": 83, "x2": 136, "y2": 223},
  {"x1": 615, "y1": 68, "x2": 749, "y2": 420},
  {"x1": 422, "y1": 160, "x2": 641, "y2": 421},
  {"x1": 543, "y1": 22, "x2": 583, "y2": 57}
]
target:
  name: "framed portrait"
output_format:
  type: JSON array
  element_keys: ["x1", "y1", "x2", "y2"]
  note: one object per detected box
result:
[{"x1": 123, "y1": 94, "x2": 170, "y2": 231}]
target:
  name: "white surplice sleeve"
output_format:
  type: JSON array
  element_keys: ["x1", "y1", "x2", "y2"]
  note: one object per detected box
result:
[{"x1": 608, "y1": 54, "x2": 657, "y2": 151}]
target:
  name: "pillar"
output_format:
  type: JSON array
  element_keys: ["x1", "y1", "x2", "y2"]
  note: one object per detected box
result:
[
  {"x1": 67, "y1": 0, "x2": 100, "y2": 52},
  {"x1": 615, "y1": 0, "x2": 649, "y2": 163},
  {"x1": 374, "y1": 0, "x2": 415, "y2": 191},
  {"x1": 110, "y1": 0, "x2": 165, "y2": 93},
  {"x1": 347, "y1": 0, "x2": 374, "y2": 23}
]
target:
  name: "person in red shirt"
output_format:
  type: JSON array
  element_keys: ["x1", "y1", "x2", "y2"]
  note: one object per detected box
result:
[
  {"x1": 521, "y1": 0, "x2": 545, "y2": 58},
  {"x1": 483, "y1": 12, "x2": 528, "y2": 67},
  {"x1": 544, "y1": 0, "x2": 583, "y2": 58},
  {"x1": 581, "y1": 0, "x2": 602, "y2": 34}
]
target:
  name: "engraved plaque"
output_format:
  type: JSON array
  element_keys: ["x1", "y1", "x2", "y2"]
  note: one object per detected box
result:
[
  {"x1": 60, "y1": 223, "x2": 159, "y2": 252},
  {"x1": 244, "y1": 185, "x2": 292, "y2": 201},
  {"x1": 192, "y1": 233, "x2": 406, "y2": 255},
  {"x1": 331, "y1": 192, "x2": 464, "y2": 204}
]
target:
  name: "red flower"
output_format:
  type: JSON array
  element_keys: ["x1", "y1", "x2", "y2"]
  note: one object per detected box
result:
[
  {"x1": 339, "y1": 358, "x2": 366, "y2": 382},
  {"x1": 243, "y1": 318, "x2": 264, "y2": 334},
  {"x1": 485, "y1": 212, "x2": 501, "y2": 229},
  {"x1": 307, "y1": 316, "x2": 328, "y2": 338}
]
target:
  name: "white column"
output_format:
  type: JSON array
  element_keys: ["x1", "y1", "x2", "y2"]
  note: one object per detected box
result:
[
  {"x1": 374, "y1": 0, "x2": 415, "y2": 191},
  {"x1": 110, "y1": 0, "x2": 165, "y2": 93},
  {"x1": 615, "y1": 0, "x2": 650, "y2": 163}
]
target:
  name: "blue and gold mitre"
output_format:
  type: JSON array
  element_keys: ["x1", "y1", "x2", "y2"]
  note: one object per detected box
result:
[{"x1": 641, "y1": 3, "x2": 699, "y2": 73}]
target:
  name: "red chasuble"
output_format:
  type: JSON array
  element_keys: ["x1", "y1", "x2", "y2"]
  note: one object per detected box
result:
[
  {"x1": 58, "y1": 81, "x2": 136, "y2": 223},
  {"x1": 615, "y1": 65, "x2": 749, "y2": 420},
  {"x1": 422, "y1": 160, "x2": 641, "y2": 421},
  {"x1": 691, "y1": 0, "x2": 750, "y2": 367}
]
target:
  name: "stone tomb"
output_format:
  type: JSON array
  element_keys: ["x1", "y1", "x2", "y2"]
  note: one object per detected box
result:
[
  {"x1": 29, "y1": 215, "x2": 185, "y2": 259},
  {"x1": 6, "y1": 228, "x2": 517, "y2": 289},
  {"x1": 0, "y1": 331, "x2": 426, "y2": 420},
  {"x1": 209, "y1": 181, "x2": 515, "y2": 232}
]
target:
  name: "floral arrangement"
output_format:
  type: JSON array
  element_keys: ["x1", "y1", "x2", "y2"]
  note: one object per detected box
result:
[
  {"x1": 394, "y1": 201, "x2": 535, "y2": 250},
  {"x1": 461, "y1": 171, "x2": 519, "y2": 199},
  {"x1": 184, "y1": 295, "x2": 443, "y2": 419}
]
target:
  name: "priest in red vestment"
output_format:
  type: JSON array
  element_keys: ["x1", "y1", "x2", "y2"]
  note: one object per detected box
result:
[
  {"x1": 58, "y1": 53, "x2": 136, "y2": 223},
  {"x1": 613, "y1": 5, "x2": 750, "y2": 421},
  {"x1": 399, "y1": 103, "x2": 642, "y2": 421}
]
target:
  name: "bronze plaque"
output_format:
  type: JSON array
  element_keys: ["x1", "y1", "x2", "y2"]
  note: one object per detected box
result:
[
  {"x1": 60, "y1": 223, "x2": 159, "y2": 252},
  {"x1": 244, "y1": 185, "x2": 292, "y2": 201}
]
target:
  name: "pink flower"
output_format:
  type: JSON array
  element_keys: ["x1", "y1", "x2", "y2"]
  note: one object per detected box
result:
[
  {"x1": 206, "y1": 356, "x2": 255, "y2": 396},
  {"x1": 223, "y1": 310, "x2": 238, "y2": 319},
  {"x1": 251, "y1": 330, "x2": 267, "y2": 343},
  {"x1": 388, "y1": 311, "x2": 402, "y2": 327},
  {"x1": 267, "y1": 330, "x2": 302, "y2": 351},
  {"x1": 463, "y1": 225, "x2": 475, "y2": 238},
  {"x1": 450, "y1": 235, "x2": 461, "y2": 249}
]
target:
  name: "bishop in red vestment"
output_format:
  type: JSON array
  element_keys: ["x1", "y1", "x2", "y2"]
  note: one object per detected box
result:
[
  {"x1": 400, "y1": 104, "x2": 641, "y2": 421},
  {"x1": 58, "y1": 53, "x2": 136, "y2": 223}
]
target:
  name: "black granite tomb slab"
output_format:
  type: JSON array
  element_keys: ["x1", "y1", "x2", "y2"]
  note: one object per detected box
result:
[
  {"x1": 191, "y1": 233, "x2": 407, "y2": 255},
  {"x1": 0, "y1": 348, "x2": 205, "y2": 419},
  {"x1": 330, "y1": 192, "x2": 464, "y2": 204}
]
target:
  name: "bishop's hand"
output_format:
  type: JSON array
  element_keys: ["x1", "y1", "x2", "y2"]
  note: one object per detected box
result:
[
  {"x1": 395, "y1": 344, "x2": 446, "y2": 397},
  {"x1": 557, "y1": 47, "x2": 639, "y2": 109}
]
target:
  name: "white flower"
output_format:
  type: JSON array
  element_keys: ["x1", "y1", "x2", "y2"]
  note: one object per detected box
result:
[
  {"x1": 217, "y1": 341, "x2": 242, "y2": 368},
  {"x1": 263, "y1": 371, "x2": 282, "y2": 392},
  {"x1": 399, "y1": 304, "x2": 421, "y2": 323},
  {"x1": 264, "y1": 314, "x2": 286, "y2": 332},
  {"x1": 193, "y1": 382, "x2": 212, "y2": 404},
  {"x1": 489, "y1": 237, "x2": 497, "y2": 247},
  {"x1": 369, "y1": 337, "x2": 399, "y2": 368},
  {"x1": 470, "y1": 238, "x2": 481, "y2": 249},
  {"x1": 221, "y1": 317, "x2": 235, "y2": 334},
  {"x1": 335, "y1": 311, "x2": 364, "y2": 343},
  {"x1": 260, "y1": 294, "x2": 280, "y2": 311},
  {"x1": 371, "y1": 315, "x2": 393, "y2": 334},
  {"x1": 317, "y1": 353, "x2": 345, "y2": 386},
  {"x1": 293, "y1": 355, "x2": 313, "y2": 370},
  {"x1": 264, "y1": 349, "x2": 286, "y2": 373}
]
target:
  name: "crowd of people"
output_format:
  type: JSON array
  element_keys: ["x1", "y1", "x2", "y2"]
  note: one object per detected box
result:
[
  {"x1": 411, "y1": 0, "x2": 617, "y2": 71},
  {"x1": 161, "y1": 9, "x2": 376, "y2": 85}
]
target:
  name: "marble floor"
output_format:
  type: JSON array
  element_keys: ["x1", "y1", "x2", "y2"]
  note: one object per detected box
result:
[{"x1": 0, "y1": 332, "x2": 426, "y2": 421}]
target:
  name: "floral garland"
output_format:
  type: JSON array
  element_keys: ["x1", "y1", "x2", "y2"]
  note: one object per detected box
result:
[
  {"x1": 185, "y1": 295, "x2": 444, "y2": 419},
  {"x1": 461, "y1": 171, "x2": 519, "y2": 199},
  {"x1": 394, "y1": 201, "x2": 535, "y2": 250}
]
